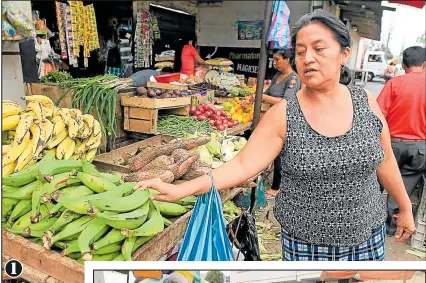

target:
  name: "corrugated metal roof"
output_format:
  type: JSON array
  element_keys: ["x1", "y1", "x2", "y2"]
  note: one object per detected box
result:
[{"x1": 335, "y1": 0, "x2": 396, "y2": 40}]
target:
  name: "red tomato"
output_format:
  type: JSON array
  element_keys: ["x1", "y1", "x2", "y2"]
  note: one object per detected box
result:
[
  {"x1": 189, "y1": 107, "x2": 197, "y2": 115},
  {"x1": 205, "y1": 111, "x2": 212, "y2": 117},
  {"x1": 233, "y1": 120, "x2": 239, "y2": 126},
  {"x1": 210, "y1": 114, "x2": 217, "y2": 120},
  {"x1": 209, "y1": 120, "x2": 216, "y2": 126},
  {"x1": 194, "y1": 110, "x2": 201, "y2": 116},
  {"x1": 215, "y1": 120, "x2": 223, "y2": 126},
  {"x1": 217, "y1": 124, "x2": 225, "y2": 131}
]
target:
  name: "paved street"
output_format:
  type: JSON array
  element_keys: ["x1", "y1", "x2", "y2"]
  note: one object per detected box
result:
[{"x1": 365, "y1": 78, "x2": 386, "y2": 97}]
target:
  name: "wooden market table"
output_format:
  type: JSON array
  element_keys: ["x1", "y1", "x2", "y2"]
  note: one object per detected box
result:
[
  {"x1": 227, "y1": 122, "x2": 252, "y2": 136},
  {"x1": 1, "y1": 186, "x2": 245, "y2": 283}
]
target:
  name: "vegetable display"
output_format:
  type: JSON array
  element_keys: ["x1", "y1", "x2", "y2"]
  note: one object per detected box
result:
[
  {"x1": 2, "y1": 96, "x2": 102, "y2": 177},
  {"x1": 2, "y1": 157, "x2": 194, "y2": 262},
  {"x1": 223, "y1": 97, "x2": 254, "y2": 124},
  {"x1": 189, "y1": 103, "x2": 239, "y2": 131},
  {"x1": 40, "y1": 71, "x2": 73, "y2": 83},
  {"x1": 56, "y1": 75, "x2": 132, "y2": 136},
  {"x1": 157, "y1": 115, "x2": 214, "y2": 137}
]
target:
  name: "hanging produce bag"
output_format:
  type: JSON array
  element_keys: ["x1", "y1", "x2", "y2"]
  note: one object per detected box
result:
[
  {"x1": 177, "y1": 174, "x2": 235, "y2": 261},
  {"x1": 4, "y1": 1, "x2": 36, "y2": 39},
  {"x1": 267, "y1": 0, "x2": 291, "y2": 49}
]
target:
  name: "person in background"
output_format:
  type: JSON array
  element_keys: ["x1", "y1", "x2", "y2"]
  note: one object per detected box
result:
[
  {"x1": 263, "y1": 49, "x2": 301, "y2": 104},
  {"x1": 135, "y1": 11, "x2": 415, "y2": 261},
  {"x1": 384, "y1": 62, "x2": 396, "y2": 82},
  {"x1": 262, "y1": 49, "x2": 301, "y2": 197},
  {"x1": 174, "y1": 35, "x2": 206, "y2": 76},
  {"x1": 377, "y1": 46, "x2": 426, "y2": 236},
  {"x1": 132, "y1": 67, "x2": 174, "y2": 94}
]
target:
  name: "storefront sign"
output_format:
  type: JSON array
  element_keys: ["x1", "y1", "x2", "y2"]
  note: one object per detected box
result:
[
  {"x1": 200, "y1": 46, "x2": 277, "y2": 79},
  {"x1": 237, "y1": 21, "x2": 263, "y2": 40}
]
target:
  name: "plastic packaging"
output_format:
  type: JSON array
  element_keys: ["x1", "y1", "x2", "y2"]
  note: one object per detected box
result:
[
  {"x1": 177, "y1": 174, "x2": 235, "y2": 261},
  {"x1": 5, "y1": 1, "x2": 36, "y2": 38},
  {"x1": 227, "y1": 212, "x2": 261, "y2": 261}
]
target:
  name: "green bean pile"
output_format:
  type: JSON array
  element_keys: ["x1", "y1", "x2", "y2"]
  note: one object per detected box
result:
[
  {"x1": 157, "y1": 115, "x2": 214, "y2": 137},
  {"x1": 55, "y1": 75, "x2": 132, "y2": 137}
]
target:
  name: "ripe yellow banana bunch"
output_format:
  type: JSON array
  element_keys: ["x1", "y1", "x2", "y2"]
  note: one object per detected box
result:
[
  {"x1": 2, "y1": 96, "x2": 103, "y2": 174},
  {"x1": 2, "y1": 101, "x2": 23, "y2": 131}
]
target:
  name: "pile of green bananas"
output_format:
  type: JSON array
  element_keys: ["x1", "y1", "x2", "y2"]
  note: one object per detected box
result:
[{"x1": 2, "y1": 153, "x2": 195, "y2": 262}]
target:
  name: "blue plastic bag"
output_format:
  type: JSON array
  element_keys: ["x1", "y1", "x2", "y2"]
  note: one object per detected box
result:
[{"x1": 177, "y1": 174, "x2": 235, "y2": 261}]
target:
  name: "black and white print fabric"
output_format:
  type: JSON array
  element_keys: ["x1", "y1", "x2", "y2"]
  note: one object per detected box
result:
[{"x1": 274, "y1": 86, "x2": 387, "y2": 247}]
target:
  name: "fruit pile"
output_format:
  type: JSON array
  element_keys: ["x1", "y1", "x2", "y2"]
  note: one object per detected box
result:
[
  {"x1": 2, "y1": 156, "x2": 194, "y2": 262},
  {"x1": 2, "y1": 96, "x2": 102, "y2": 177},
  {"x1": 230, "y1": 85, "x2": 251, "y2": 97},
  {"x1": 222, "y1": 96, "x2": 254, "y2": 124},
  {"x1": 189, "y1": 103, "x2": 240, "y2": 131}
]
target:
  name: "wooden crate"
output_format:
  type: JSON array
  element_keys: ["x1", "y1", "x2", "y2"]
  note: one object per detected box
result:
[
  {"x1": 122, "y1": 94, "x2": 190, "y2": 135},
  {"x1": 190, "y1": 90, "x2": 215, "y2": 107},
  {"x1": 25, "y1": 83, "x2": 131, "y2": 152},
  {"x1": 2, "y1": 231, "x2": 84, "y2": 283},
  {"x1": 147, "y1": 81, "x2": 188, "y2": 90},
  {"x1": 1, "y1": 185, "x2": 244, "y2": 280},
  {"x1": 25, "y1": 83, "x2": 72, "y2": 109}
]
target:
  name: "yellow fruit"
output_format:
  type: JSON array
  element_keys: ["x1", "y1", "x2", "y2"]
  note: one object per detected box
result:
[
  {"x1": 52, "y1": 119, "x2": 66, "y2": 136},
  {"x1": 2, "y1": 131, "x2": 31, "y2": 166},
  {"x1": 2, "y1": 115, "x2": 20, "y2": 131},
  {"x1": 22, "y1": 95, "x2": 54, "y2": 109},
  {"x1": 85, "y1": 148, "x2": 97, "y2": 161},
  {"x1": 56, "y1": 137, "x2": 75, "y2": 160},
  {"x1": 46, "y1": 129, "x2": 68, "y2": 150},
  {"x1": 27, "y1": 101, "x2": 46, "y2": 122},
  {"x1": 13, "y1": 112, "x2": 33, "y2": 145},
  {"x1": 3, "y1": 160, "x2": 17, "y2": 177},
  {"x1": 68, "y1": 118, "x2": 79, "y2": 139},
  {"x1": 2, "y1": 102, "x2": 23, "y2": 118},
  {"x1": 2, "y1": 145, "x2": 12, "y2": 155},
  {"x1": 15, "y1": 139, "x2": 34, "y2": 172}
]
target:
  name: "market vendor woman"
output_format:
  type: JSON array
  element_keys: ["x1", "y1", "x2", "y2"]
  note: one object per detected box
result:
[
  {"x1": 263, "y1": 49, "x2": 301, "y2": 104},
  {"x1": 263, "y1": 49, "x2": 301, "y2": 197},
  {"x1": 135, "y1": 11, "x2": 415, "y2": 261}
]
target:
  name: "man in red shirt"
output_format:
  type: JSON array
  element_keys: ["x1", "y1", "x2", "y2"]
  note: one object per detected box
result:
[{"x1": 377, "y1": 46, "x2": 426, "y2": 236}]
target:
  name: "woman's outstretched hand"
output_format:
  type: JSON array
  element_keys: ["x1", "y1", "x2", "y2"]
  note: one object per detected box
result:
[{"x1": 134, "y1": 178, "x2": 187, "y2": 202}]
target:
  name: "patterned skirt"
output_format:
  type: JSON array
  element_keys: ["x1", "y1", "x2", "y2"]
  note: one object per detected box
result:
[{"x1": 281, "y1": 224, "x2": 386, "y2": 261}]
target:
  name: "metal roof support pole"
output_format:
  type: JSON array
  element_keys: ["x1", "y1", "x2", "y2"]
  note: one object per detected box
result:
[{"x1": 251, "y1": 0, "x2": 273, "y2": 130}]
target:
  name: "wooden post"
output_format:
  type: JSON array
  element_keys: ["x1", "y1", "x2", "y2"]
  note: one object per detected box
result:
[{"x1": 252, "y1": 1, "x2": 273, "y2": 130}]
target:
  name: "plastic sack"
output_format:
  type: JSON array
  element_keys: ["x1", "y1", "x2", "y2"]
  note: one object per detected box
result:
[
  {"x1": 5, "y1": 1, "x2": 36, "y2": 39},
  {"x1": 267, "y1": 0, "x2": 291, "y2": 49},
  {"x1": 227, "y1": 212, "x2": 261, "y2": 261},
  {"x1": 177, "y1": 174, "x2": 235, "y2": 261}
]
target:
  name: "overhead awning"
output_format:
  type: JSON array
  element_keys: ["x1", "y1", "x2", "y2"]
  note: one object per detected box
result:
[
  {"x1": 335, "y1": 0, "x2": 396, "y2": 41},
  {"x1": 320, "y1": 271, "x2": 417, "y2": 281},
  {"x1": 389, "y1": 0, "x2": 425, "y2": 8}
]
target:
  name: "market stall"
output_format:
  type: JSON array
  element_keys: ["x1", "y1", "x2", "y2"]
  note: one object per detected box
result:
[{"x1": 2, "y1": 93, "x2": 255, "y2": 282}]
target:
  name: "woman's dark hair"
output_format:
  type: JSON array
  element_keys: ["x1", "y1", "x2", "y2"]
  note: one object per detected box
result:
[
  {"x1": 291, "y1": 11, "x2": 351, "y2": 85},
  {"x1": 173, "y1": 34, "x2": 197, "y2": 72},
  {"x1": 272, "y1": 48, "x2": 294, "y2": 60},
  {"x1": 272, "y1": 48, "x2": 297, "y2": 72}
]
